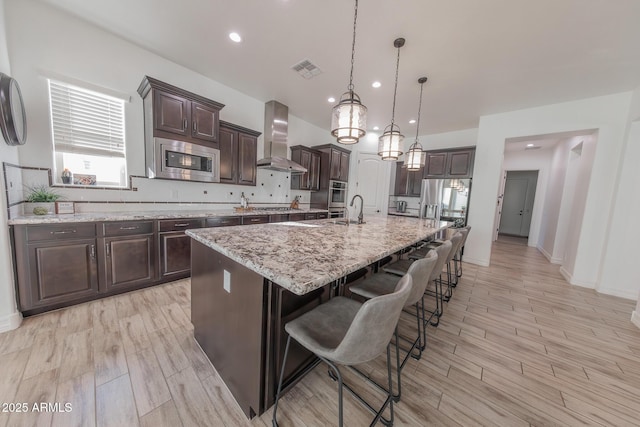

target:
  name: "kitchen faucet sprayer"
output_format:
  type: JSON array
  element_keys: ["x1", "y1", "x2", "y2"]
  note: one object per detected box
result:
[{"x1": 350, "y1": 194, "x2": 364, "y2": 224}]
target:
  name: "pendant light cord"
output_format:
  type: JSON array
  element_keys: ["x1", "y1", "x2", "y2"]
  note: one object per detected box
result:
[
  {"x1": 348, "y1": 0, "x2": 359, "y2": 91},
  {"x1": 414, "y1": 81, "x2": 425, "y2": 142},
  {"x1": 390, "y1": 44, "x2": 401, "y2": 127}
]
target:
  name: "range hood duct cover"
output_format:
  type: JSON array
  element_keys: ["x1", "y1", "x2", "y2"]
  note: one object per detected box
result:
[{"x1": 257, "y1": 100, "x2": 307, "y2": 174}]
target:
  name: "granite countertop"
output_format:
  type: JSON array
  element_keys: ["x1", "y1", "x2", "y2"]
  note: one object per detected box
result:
[
  {"x1": 187, "y1": 215, "x2": 451, "y2": 295},
  {"x1": 7, "y1": 208, "x2": 328, "y2": 225}
]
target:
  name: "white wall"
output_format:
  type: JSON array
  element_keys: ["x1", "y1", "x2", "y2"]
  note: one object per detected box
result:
[
  {"x1": 466, "y1": 91, "x2": 632, "y2": 290},
  {"x1": 4, "y1": 0, "x2": 328, "y2": 211},
  {"x1": 599, "y1": 83, "x2": 640, "y2": 299},
  {"x1": 0, "y1": 0, "x2": 22, "y2": 331},
  {"x1": 502, "y1": 146, "x2": 554, "y2": 248}
]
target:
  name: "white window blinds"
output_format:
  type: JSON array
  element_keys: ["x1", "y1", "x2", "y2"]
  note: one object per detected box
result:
[{"x1": 49, "y1": 79, "x2": 126, "y2": 158}]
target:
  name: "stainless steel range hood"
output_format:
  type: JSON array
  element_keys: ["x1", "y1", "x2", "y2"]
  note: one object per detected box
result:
[{"x1": 257, "y1": 100, "x2": 307, "y2": 174}]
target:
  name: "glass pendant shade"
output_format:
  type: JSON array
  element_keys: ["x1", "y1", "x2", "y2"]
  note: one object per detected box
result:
[
  {"x1": 405, "y1": 141, "x2": 425, "y2": 170},
  {"x1": 378, "y1": 123, "x2": 404, "y2": 161},
  {"x1": 331, "y1": 90, "x2": 367, "y2": 144}
]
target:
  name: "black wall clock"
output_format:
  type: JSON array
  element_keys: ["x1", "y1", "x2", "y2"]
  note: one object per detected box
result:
[{"x1": 0, "y1": 72, "x2": 27, "y2": 146}]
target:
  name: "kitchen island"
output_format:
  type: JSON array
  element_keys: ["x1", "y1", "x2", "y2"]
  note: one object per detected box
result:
[{"x1": 187, "y1": 215, "x2": 450, "y2": 418}]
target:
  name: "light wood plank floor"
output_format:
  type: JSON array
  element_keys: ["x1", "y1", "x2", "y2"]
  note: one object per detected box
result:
[{"x1": 1, "y1": 240, "x2": 639, "y2": 426}]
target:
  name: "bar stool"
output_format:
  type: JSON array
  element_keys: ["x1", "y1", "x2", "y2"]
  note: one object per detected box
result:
[
  {"x1": 348, "y1": 251, "x2": 438, "y2": 402},
  {"x1": 272, "y1": 274, "x2": 412, "y2": 427},
  {"x1": 454, "y1": 226, "x2": 471, "y2": 279},
  {"x1": 437, "y1": 232, "x2": 464, "y2": 305},
  {"x1": 383, "y1": 241, "x2": 452, "y2": 327}
]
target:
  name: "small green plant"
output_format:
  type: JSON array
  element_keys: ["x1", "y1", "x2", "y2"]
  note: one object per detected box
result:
[{"x1": 25, "y1": 184, "x2": 62, "y2": 202}]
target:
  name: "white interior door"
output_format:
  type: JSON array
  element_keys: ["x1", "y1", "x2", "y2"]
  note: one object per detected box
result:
[
  {"x1": 353, "y1": 152, "x2": 389, "y2": 215},
  {"x1": 499, "y1": 178, "x2": 528, "y2": 235}
]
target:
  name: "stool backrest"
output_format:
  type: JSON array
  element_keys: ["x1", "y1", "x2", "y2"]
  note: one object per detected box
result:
[
  {"x1": 430, "y1": 240, "x2": 452, "y2": 282},
  {"x1": 459, "y1": 226, "x2": 471, "y2": 251},
  {"x1": 446, "y1": 232, "x2": 464, "y2": 263},
  {"x1": 405, "y1": 250, "x2": 438, "y2": 306},
  {"x1": 332, "y1": 274, "x2": 412, "y2": 365}
]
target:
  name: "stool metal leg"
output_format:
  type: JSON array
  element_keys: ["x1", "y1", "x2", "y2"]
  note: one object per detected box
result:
[{"x1": 272, "y1": 335, "x2": 292, "y2": 427}]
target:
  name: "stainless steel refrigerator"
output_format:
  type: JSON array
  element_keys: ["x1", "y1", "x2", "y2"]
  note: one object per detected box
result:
[{"x1": 419, "y1": 178, "x2": 471, "y2": 225}]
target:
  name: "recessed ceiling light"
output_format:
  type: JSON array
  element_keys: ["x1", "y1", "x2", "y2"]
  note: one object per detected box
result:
[
  {"x1": 328, "y1": 97, "x2": 335, "y2": 103},
  {"x1": 373, "y1": 126, "x2": 379, "y2": 131},
  {"x1": 409, "y1": 119, "x2": 416, "y2": 124},
  {"x1": 372, "y1": 81, "x2": 382, "y2": 88},
  {"x1": 229, "y1": 32, "x2": 242, "y2": 43},
  {"x1": 527, "y1": 143, "x2": 534, "y2": 147}
]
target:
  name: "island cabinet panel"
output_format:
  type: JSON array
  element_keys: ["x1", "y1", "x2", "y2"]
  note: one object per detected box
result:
[
  {"x1": 219, "y1": 121, "x2": 260, "y2": 186},
  {"x1": 12, "y1": 223, "x2": 99, "y2": 313}
]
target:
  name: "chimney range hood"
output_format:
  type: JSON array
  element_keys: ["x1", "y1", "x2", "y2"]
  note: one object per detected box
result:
[{"x1": 257, "y1": 100, "x2": 307, "y2": 174}]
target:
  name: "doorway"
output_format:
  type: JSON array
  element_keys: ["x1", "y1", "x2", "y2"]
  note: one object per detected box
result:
[
  {"x1": 498, "y1": 170, "x2": 539, "y2": 237},
  {"x1": 352, "y1": 152, "x2": 390, "y2": 215}
]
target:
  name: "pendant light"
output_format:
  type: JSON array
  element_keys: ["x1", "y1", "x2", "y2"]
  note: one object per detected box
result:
[
  {"x1": 331, "y1": 0, "x2": 367, "y2": 144},
  {"x1": 378, "y1": 38, "x2": 405, "y2": 161},
  {"x1": 405, "y1": 77, "x2": 428, "y2": 170}
]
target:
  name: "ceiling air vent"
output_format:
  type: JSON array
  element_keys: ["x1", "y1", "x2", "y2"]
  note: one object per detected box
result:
[{"x1": 291, "y1": 59, "x2": 322, "y2": 79}]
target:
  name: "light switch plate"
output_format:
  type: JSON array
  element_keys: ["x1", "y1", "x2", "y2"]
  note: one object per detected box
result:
[{"x1": 223, "y1": 270, "x2": 231, "y2": 293}]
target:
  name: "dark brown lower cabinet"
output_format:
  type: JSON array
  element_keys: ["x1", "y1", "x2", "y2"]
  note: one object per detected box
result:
[
  {"x1": 159, "y1": 232, "x2": 191, "y2": 277},
  {"x1": 103, "y1": 234, "x2": 156, "y2": 292},
  {"x1": 24, "y1": 239, "x2": 99, "y2": 309}
]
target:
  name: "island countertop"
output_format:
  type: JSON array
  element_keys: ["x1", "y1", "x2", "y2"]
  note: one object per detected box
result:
[{"x1": 187, "y1": 215, "x2": 450, "y2": 295}]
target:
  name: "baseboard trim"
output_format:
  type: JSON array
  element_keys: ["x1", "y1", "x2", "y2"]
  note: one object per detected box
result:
[
  {"x1": 0, "y1": 311, "x2": 22, "y2": 333},
  {"x1": 465, "y1": 257, "x2": 490, "y2": 267},
  {"x1": 559, "y1": 267, "x2": 596, "y2": 289},
  {"x1": 632, "y1": 311, "x2": 640, "y2": 329},
  {"x1": 538, "y1": 246, "x2": 562, "y2": 264},
  {"x1": 595, "y1": 287, "x2": 639, "y2": 301}
]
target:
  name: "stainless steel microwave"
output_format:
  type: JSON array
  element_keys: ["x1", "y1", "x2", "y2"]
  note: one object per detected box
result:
[{"x1": 148, "y1": 138, "x2": 220, "y2": 182}]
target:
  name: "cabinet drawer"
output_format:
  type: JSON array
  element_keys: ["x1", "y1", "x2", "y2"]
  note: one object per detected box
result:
[
  {"x1": 26, "y1": 223, "x2": 96, "y2": 242},
  {"x1": 158, "y1": 218, "x2": 204, "y2": 232},
  {"x1": 243, "y1": 215, "x2": 269, "y2": 225},
  {"x1": 103, "y1": 221, "x2": 154, "y2": 237},
  {"x1": 317, "y1": 212, "x2": 328, "y2": 219},
  {"x1": 288, "y1": 213, "x2": 305, "y2": 221},
  {"x1": 206, "y1": 216, "x2": 242, "y2": 227},
  {"x1": 304, "y1": 213, "x2": 317, "y2": 220},
  {"x1": 269, "y1": 214, "x2": 289, "y2": 223}
]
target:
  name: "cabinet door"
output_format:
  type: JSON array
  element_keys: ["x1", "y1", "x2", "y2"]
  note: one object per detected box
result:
[
  {"x1": 330, "y1": 149, "x2": 341, "y2": 180},
  {"x1": 298, "y1": 150, "x2": 312, "y2": 190},
  {"x1": 394, "y1": 162, "x2": 408, "y2": 195},
  {"x1": 339, "y1": 151, "x2": 350, "y2": 182},
  {"x1": 154, "y1": 90, "x2": 189, "y2": 137},
  {"x1": 159, "y1": 232, "x2": 191, "y2": 278},
  {"x1": 237, "y1": 133, "x2": 257, "y2": 186},
  {"x1": 219, "y1": 127, "x2": 238, "y2": 184},
  {"x1": 407, "y1": 168, "x2": 424, "y2": 196},
  {"x1": 424, "y1": 152, "x2": 448, "y2": 178},
  {"x1": 104, "y1": 234, "x2": 155, "y2": 292},
  {"x1": 191, "y1": 101, "x2": 220, "y2": 144},
  {"x1": 448, "y1": 150, "x2": 474, "y2": 178},
  {"x1": 25, "y1": 239, "x2": 98, "y2": 309},
  {"x1": 309, "y1": 151, "x2": 321, "y2": 191}
]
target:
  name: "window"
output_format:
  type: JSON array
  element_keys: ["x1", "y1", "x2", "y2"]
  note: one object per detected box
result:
[{"x1": 48, "y1": 79, "x2": 127, "y2": 187}]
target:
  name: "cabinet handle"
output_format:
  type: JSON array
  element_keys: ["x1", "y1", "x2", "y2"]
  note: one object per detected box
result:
[
  {"x1": 174, "y1": 223, "x2": 190, "y2": 227},
  {"x1": 183, "y1": 118, "x2": 187, "y2": 130},
  {"x1": 119, "y1": 226, "x2": 139, "y2": 230},
  {"x1": 51, "y1": 229, "x2": 76, "y2": 235},
  {"x1": 105, "y1": 243, "x2": 111, "y2": 257},
  {"x1": 250, "y1": 218, "x2": 262, "y2": 222},
  {"x1": 90, "y1": 244, "x2": 96, "y2": 259},
  {"x1": 193, "y1": 121, "x2": 197, "y2": 133}
]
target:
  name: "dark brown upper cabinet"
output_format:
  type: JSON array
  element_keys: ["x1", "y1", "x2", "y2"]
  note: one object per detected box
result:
[
  {"x1": 219, "y1": 121, "x2": 261, "y2": 186},
  {"x1": 394, "y1": 162, "x2": 423, "y2": 196},
  {"x1": 290, "y1": 145, "x2": 321, "y2": 191},
  {"x1": 314, "y1": 144, "x2": 351, "y2": 182},
  {"x1": 138, "y1": 76, "x2": 225, "y2": 147},
  {"x1": 423, "y1": 148, "x2": 475, "y2": 179}
]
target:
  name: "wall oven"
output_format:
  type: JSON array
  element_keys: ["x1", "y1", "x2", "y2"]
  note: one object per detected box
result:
[
  {"x1": 328, "y1": 180, "x2": 347, "y2": 208},
  {"x1": 149, "y1": 137, "x2": 220, "y2": 182}
]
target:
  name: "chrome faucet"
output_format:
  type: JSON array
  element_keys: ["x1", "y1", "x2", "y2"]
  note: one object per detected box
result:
[{"x1": 350, "y1": 194, "x2": 364, "y2": 224}]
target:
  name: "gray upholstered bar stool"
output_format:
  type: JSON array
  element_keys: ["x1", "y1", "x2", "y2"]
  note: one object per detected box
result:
[
  {"x1": 383, "y1": 240, "x2": 452, "y2": 327},
  {"x1": 348, "y1": 251, "x2": 438, "y2": 402},
  {"x1": 272, "y1": 274, "x2": 412, "y2": 427},
  {"x1": 454, "y1": 226, "x2": 471, "y2": 279}
]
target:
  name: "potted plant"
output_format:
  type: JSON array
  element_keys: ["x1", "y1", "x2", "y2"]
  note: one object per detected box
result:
[{"x1": 24, "y1": 184, "x2": 62, "y2": 215}]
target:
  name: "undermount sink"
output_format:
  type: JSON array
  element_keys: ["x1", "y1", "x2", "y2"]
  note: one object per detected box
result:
[{"x1": 332, "y1": 220, "x2": 365, "y2": 225}]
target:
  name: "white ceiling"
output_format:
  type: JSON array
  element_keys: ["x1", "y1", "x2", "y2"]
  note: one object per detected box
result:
[{"x1": 39, "y1": 0, "x2": 640, "y2": 135}]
